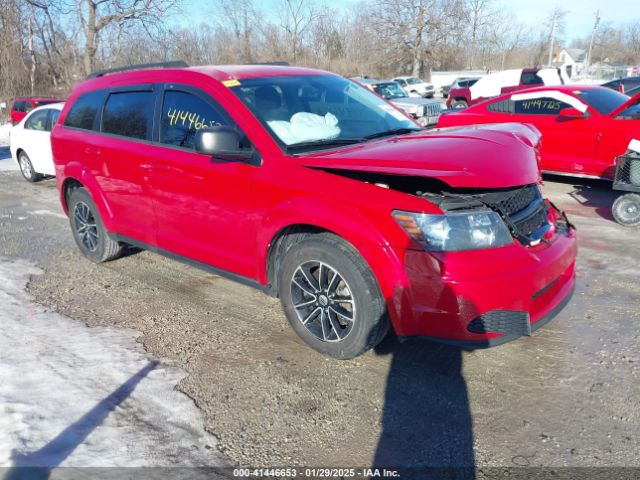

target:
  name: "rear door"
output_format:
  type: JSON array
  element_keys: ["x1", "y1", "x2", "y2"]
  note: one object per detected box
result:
[
  {"x1": 94, "y1": 86, "x2": 157, "y2": 243},
  {"x1": 145, "y1": 85, "x2": 256, "y2": 277}
]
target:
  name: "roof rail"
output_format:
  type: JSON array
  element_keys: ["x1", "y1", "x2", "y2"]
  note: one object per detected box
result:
[{"x1": 86, "y1": 60, "x2": 189, "y2": 80}]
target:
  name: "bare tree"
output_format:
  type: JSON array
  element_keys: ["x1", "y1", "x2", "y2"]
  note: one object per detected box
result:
[
  {"x1": 465, "y1": 0, "x2": 494, "y2": 69},
  {"x1": 75, "y1": 0, "x2": 180, "y2": 75},
  {"x1": 278, "y1": 0, "x2": 317, "y2": 63},
  {"x1": 546, "y1": 8, "x2": 568, "y2": 66}
]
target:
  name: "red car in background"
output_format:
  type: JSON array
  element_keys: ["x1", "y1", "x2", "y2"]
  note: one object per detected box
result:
[
  {"x1": 11, "y1": 97, "x2": 64, "y2": 125},
  {"x1": 438, "y1": 85, "x2": 640, "y2": 179}
]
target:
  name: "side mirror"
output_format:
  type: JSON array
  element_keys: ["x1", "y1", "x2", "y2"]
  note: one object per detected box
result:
[
  {"x1": 559, "y1": 107, "x2": 584, "y2": 119},
  {"x1": 194, "y1": 126, "x2": 253, "y2": 161}
]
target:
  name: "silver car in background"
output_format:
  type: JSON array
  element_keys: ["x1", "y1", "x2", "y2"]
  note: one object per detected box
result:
[{"x1": 353, "y1": 78, "x2": 442, "y2": 127}]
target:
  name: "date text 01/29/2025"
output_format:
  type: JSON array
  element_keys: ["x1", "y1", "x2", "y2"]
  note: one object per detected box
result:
[{"x1": 232, "y1": 468, "x2": 401, "y2": 478}]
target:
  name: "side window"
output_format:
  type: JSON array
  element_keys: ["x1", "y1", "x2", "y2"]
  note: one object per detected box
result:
[
  {"x1": 513, "y1": 97, "x2": 571, "y2": 115},
  {"x1": 160, "y1": 90, "x2": 228, "y2": 149},
  {"x1": 102, "y1": 91, "x2": 153, "y2": 140},
  {"x1": 13, "y1": 101, "x2": 24, "y2": 112},
  {"x1": 521, "y1": 72, "x2": 544, "y2": 85},
  {"x1": 24, "y1": 102, "x2": 34, "y2": 113},
  {"x1": 24, "y1": 109, "x2": 49, "y2": 131},
  {"x1": 64, "y1": 90, "x2": 105, "y2": 130},
  {"x1": 48, "y1": 110, "x2": 61, "y2": 131},
  {"x1": 487, "y1": 99, "x2": 515, "y2": 113}
]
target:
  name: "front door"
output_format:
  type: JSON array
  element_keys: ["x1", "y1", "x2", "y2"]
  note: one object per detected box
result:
[{"x1": 146, "y1": 85, "x2": 258, "y2": 278}]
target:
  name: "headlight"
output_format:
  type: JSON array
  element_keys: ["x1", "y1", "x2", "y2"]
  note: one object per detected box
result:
[
  {"x1": 417, "y1": 105, "x2": 425, "y2": 116},
  {"x1": 393, "y1": 210, "x2": 513, "y2": 251}
]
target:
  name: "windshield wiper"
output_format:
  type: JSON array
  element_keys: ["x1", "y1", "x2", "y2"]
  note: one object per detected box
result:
[
  {"x1": 285, "y1": 138, "x2": 363, "y2": 153},
  {"x1": 363, "y1": 128, "x2": 421, "y2": 140}
]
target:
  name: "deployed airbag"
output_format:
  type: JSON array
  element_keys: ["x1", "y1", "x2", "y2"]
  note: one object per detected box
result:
[{"x1": 268, "y1": 112, "x2": 341, "y2": 145}]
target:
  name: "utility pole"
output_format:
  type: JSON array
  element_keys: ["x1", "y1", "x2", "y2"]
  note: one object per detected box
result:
[
  {"x1": 547, "y1": 13, "x2": 557, "y2": 67},
  {"x1": 586, "y1": 10, "x2": 601, "y2": 70}
]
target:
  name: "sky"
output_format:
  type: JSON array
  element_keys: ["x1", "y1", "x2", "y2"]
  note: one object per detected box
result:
[{"x1": 177, "y1": 0, "x2": 639, "y2": 43}]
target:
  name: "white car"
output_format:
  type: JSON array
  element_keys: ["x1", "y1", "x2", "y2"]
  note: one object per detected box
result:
[
  {"x1": 9, "y1": 102, "x2": 63, "y2": 182},
  {"x1": 392, "y1": 76, "x2": 435, "y2": 98}
]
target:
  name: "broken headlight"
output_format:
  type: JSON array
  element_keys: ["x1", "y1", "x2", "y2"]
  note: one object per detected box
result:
[{"x1": 393, "y1": 210, "x2": 513, "y2": 251}]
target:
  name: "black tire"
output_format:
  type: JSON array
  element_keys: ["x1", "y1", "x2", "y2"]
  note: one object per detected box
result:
[
  {"x1": 451, "y1": 99, "x2": 468, "y2": 109},
  {"x1": 612, "y1": 193, "x2": 640, "y2": 226},
  {"x1": 18, "y1": 151, "x2": 43, "y2": 183},
  {"x1": 67, "y1": 187, "x2": 123, "y2": 263},
  {"x1": 277, "y1": 233, "x2": 389, "y2": 359}
]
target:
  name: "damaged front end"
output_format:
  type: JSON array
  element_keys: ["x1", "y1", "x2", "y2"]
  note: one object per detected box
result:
[
  {"x1": 314, "y1": 168, "x2": 573, "y2": 248},
  {"x1": 421, "y1": 184, "x2": 557, "y2": 247}
]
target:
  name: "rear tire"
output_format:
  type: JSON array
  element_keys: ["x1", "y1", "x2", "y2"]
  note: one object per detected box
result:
[
  {"x1": 612, "y1": 193, "x2": 640, "y2": 226},
  {"x1": 277, "y1": 233, "x2": 389, "y2": 359},
  {"x1": 451, "y1": 99, "x2": 468, "y2": 109},
  {"x1": 67, "y1": 187, "x2": 123, "y2": 263},
  {"x1": 18, "y1": 152, "x2": 43, "y2": 183}
]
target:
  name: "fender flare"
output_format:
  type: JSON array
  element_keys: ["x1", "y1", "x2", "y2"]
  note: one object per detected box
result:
[
  {"x1": 61, "y1": 163, "x2": 115, "y2": 231},
  {"x1": 254, "y1": 197, "x2": 409, "y2": 300}
]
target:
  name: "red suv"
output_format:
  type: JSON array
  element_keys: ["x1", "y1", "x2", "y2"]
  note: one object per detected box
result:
[
  {"x1": 11, "y1": 97, "x2": 64, "y2": 125},
  {"x1": 51, "y1": 62, "x2": 577, "y2": 359}
]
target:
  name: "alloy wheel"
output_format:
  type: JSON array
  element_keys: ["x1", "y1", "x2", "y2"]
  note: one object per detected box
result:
[
  {"x1": 73, "y1": 201, "x2": 99, "y2": 252},
  {"x1": 290, "y1": 260, "x2": 356, "y2": 342},
  {"x1": 19, "y1": 155, "x2": 32, "y2": 179}
]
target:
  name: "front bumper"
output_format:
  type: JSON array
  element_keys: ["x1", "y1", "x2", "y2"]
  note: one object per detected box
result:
[{"x1": 387, "y1": 226, "x2": 577, "y2": 347}]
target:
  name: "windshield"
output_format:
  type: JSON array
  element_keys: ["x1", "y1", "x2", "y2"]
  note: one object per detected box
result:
[
  {"x1": 574, "y1": 88, "x2": 630, "y2": 115},
  {"x1": 230, "y1": 75, "x2": 418, "y2": 151},
  {"x1": 372, "y1": 82, "x2": 408, "y2": 100},
  {"x1": 406, "y1": 77, "x2": 422, "y2": 85}
]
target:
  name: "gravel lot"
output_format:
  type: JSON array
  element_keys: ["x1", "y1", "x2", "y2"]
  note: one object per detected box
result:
[{"x1": 0, "y1": 148, "x2": 638, "y2": 469}]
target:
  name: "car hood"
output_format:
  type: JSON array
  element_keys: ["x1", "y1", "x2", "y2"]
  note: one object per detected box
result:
[
  {"x1": 300, "y1": 123, "x2": 541, "y2": 189},
  {"x1": 610, "y1": 92, "x2": 640, "y2": 117}
]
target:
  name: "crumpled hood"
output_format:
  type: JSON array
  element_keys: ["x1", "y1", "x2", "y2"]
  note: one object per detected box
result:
[{"x1": 300, "y1": 123, "x2": 542, "y2": 189}]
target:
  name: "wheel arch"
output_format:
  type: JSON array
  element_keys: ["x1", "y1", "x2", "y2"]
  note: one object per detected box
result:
[{"x1": 58, "y1": 169, "x2": 115, "y2": 231}]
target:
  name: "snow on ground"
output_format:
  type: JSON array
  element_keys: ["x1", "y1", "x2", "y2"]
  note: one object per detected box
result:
[{"x1": 0, "y1": 257, "x2": 227, "y2": 469}]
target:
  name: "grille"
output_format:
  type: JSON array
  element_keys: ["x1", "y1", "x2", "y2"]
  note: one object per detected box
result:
[
  {"x1": 467, "y1": 310, "x2": 531, "y2": 336},
  {"x1": 479, "y1": 185, "x2": 549, "y2": 245},
  {"x1": 493, "y1": 185, "x2": 538, "y2": 215},
  {"x1": 425, "y1": 103, "x2": 441, "y2": 117}
]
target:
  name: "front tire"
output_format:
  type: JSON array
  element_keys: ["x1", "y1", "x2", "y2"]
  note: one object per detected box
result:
[
  {"x1": 18, "y1": 151, "x2": 43, "y2": 183},
  {"x1": 67, "y1": 187, "x2": 123, "y2": 263},
  {"x1": 612, "y1": 193, "x2": 640, "y2": 226},
  {"x1": 277, "y1": 233, "x2": 389, "y2": 359}
]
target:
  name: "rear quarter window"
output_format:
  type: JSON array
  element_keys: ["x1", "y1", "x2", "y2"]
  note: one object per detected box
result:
[
  {"x1": 64, "y1": 90, "x2": 106, "y2": 130},
  {"x1": 102, "y1": 91, "x2": 153, "y2": 140}
]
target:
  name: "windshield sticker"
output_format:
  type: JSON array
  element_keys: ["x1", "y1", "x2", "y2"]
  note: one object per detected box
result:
[
  {"x1": 379, "y1": 104, "x2": 408, "y2": 121},
  {"x1": 166, "y1": 108, "x2": 221, "y2": 129},
  {"x1": 222, "y1": 79, "x2": 241, "y2": 87}
]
